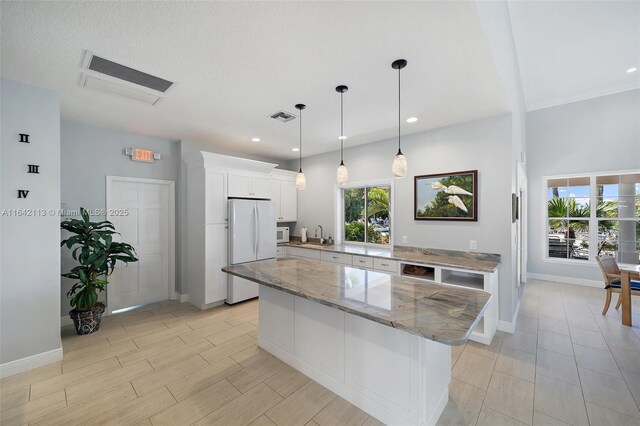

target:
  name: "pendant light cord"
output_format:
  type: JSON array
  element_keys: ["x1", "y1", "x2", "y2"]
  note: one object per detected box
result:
[
  {"x1": 340, "y1": 91, "x2": 344, "y2": 165},
  {"x1": 397, "y1": 66, "x2": 402, "y2": 155},
  {"x1": 299, "y1": 108, "x2": 302, "y2": 173}
]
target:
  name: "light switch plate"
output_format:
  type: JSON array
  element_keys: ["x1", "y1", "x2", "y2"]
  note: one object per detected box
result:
[
  {"x1": 402, "y1": 236, "x2": 408, "y2": 244},
  {"x1": 470, "y1": 240, "x2": 477, "y2": 250}
]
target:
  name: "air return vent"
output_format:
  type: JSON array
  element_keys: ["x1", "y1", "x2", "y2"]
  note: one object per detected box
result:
[
  {"x1": 80, "y1": 51, "x2": 174, "y2": 105},
  {"x1": 269, "y1": 110, "x2": 297, "y2": 123}
]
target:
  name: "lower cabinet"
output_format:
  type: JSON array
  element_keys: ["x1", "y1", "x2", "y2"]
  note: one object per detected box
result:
[{"x1": 205, "y1": 224, "x2": 228, "y2": 305}]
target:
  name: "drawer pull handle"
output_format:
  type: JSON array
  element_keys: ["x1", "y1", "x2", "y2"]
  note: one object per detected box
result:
[
  {"x1": 332, "y1": 256, "x2": 338, "y2": 259},
  {"x1": 359, "y1": 260, "x2": 365, "y2": 263},
  {"x1": 381, "y1": 263, "x2": 388, "y2": 266}
]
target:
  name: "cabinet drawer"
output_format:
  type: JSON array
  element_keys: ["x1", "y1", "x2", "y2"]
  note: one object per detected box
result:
[
  {"x1": 321, "y1": 251, "x2": 353, "y2": 266},
  {"x1": 373, "y1": 258, "x2": 398, "y2": 273},
  {"x1": 352, "y1": 255, "x2": 374, "y2": 269},
  {"x1": 286, "y1": 246, "x2": 320, "y2": 260}
]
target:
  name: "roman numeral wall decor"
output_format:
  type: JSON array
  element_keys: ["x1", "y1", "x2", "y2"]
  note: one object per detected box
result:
[
  {"x1": 28, "y1": 164, "x2": 40, "y2": 174},
  {"x1": 18, "y1": 190, "x2": 29, "y2": 198},
  {"x1": 19, "y1": 133, "x2": 30, "y2": 143}
]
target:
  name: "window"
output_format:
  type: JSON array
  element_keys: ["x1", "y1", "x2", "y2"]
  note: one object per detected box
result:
[
  {"x1": 342, "y1": 185, "x2": 391, "y2": 245},
  {"x1": 545, "y1": 171, "x2": 639, "y2": 264}
]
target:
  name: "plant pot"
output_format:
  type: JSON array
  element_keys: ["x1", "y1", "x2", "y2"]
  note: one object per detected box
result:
[{"x1": 69, "y1": 303, "x2": 106, "y2": 335}]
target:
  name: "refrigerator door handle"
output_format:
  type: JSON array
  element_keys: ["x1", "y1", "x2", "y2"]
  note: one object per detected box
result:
[
  {"x1": 255, "y1": 204, "x2": 260, "y2": 258},
  {"x1": 254, "y1": 203, "x2": 259, "y2": 257}
]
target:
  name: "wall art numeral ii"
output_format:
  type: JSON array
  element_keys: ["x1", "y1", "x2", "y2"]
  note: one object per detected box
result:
[{"x1": 19, "y1": 133, "x2": 30, "y2": 143}]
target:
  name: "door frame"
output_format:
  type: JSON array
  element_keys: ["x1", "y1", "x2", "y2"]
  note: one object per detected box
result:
[{"x1": 106, "y1": 175, "x2": 176, "y2": 313}]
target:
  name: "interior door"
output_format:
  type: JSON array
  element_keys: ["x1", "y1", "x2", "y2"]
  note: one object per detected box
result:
[{"x1": 107, "y1": 178, "x2": 173, "y2": 312}]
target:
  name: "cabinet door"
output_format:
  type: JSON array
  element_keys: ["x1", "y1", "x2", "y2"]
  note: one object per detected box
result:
[
  {"x1": 251, "y1": 175, "x2": 272, "y2": 199},
  {"x1": 271, "y1": 180, "x2": 282, "y2": 221},
  {"x1": 228, "y1": 172, "x2": 251, "y2": 198},
  {"x1": 205, "y1": 168, "x2": 227, "y2": 224},
  {"x1": 205, "y1": 224, "x2": 228, "y2": 304},
  {"x1": 280, "y1": 181, "x2": 297, "y2": 221}
]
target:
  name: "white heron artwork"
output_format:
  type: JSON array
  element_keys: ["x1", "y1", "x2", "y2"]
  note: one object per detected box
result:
[{"x1": 415, "y1": 170, "x2": 478, "y2": 221}]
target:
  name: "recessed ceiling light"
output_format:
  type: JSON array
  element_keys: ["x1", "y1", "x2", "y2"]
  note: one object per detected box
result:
[
  {"x1": 627, "y1": 67, "x2": 638, "y2": 73},
  {"x1": 338, "y1": 136, "x2": 347, "y2": 140},
  {"x1": 292, "y1": 147, "x2": 299, "y2": 152},
  {"x1": 406, "y1": 117, "x2": 418, "y2": 123},
  {"x1": 251, "y1": 137, "x2": 260, "y2": 142}
]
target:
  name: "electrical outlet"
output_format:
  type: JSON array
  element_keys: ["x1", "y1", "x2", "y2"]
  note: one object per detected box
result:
[
  {"x1": 470, "y1": 240, "x2": 477, "y2": 250},
  {"x1": 402, "y1": 236, "x2": 408, "y2": 244}
]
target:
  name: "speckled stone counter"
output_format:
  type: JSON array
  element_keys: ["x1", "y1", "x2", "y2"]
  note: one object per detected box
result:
[
  {"x1": 223, "y1": 257, "x2": 491, "y2": 346},
  {"x1": 281, "y1": 242, "x2": 500, "y2": 272}
]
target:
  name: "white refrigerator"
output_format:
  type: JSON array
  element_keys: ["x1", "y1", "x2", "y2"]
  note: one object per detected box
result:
[{"x1": 227, "y1": 199, "x2": 276, "y2": 304}]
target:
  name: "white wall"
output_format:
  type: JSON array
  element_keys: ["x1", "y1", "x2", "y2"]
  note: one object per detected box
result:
[
  {"x1": 527, "y1": 89, "x2": 640, "y2": 282},
  {"x1": 1, "y1": 79, "x2": 61, "y2": 371},
  {"x1": 59, "y1": 121, "x2": 180, "y2": 315},
  {"x1": 291, "y1": 114, "x2": 517, "y2": 322}
]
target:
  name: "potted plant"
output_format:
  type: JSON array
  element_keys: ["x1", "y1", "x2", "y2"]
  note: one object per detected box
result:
[{"x1": 61, "y1": 207, "x2": 138, "y2": 335}]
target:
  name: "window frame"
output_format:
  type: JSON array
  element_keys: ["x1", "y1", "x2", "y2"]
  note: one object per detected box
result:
[
  {"x1": 542, "y1": 169, "x2": 639, "y2": 266},
  {"x1": 335, "y1": 179, "x2": 394, "y2": 247}
]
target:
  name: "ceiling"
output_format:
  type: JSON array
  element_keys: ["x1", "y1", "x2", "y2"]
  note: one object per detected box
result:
[
  {"x1": 0, "y1": 1, "x2": 509, "y2": 161},
  {"x1": 508, "y1": 0, "x2": 640, "y2": 111}
]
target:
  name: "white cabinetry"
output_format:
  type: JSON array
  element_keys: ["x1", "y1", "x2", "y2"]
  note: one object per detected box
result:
[
  {"x1": 271, "y1": 169, "x2": 298, "y2": 222},
  {"x1": 186, "y1": 151, "x2": 277, "y2": 309},
  {"x1": 228, "y1": 171, "x2": 271, "y2": 199}
]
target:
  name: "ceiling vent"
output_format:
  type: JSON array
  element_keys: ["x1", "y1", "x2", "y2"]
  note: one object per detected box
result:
[
  {"x1": 269, "y1": 110, "x2": 297, "y2": 123},
  {"x1": 79, "y1": 51, "x2": 175, "y2": 105}
]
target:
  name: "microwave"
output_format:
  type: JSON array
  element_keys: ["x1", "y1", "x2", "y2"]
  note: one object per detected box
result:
[{"x1": 276, "y1": 226, "x2": 290, "y2": 243}]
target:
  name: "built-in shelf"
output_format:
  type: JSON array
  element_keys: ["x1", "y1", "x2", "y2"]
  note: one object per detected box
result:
[
  {"x1": 440, "y1": 269, "x2": 484, "y2": 291},
  {"x1": 474, "y1": 317, "x2": 484, "y2": 334},
  {"x1": 401, "y1": 263, "x2": 435, "y2": 281}
]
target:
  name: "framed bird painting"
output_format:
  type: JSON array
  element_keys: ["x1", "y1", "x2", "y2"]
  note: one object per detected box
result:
[{"x1": 414, "y1": 170, "x2": 478, "y2": 221}]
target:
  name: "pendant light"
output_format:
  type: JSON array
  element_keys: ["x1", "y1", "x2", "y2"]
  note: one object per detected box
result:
[
  {"x1": 391, "y1": 59, "x2": 408, "y2": 178},
  {"x1": 295, "y1": 103, "x2": 307, "y2": 190},
  {"x1": 336, "y1": 85, "x2": 349, "y2": 185}
]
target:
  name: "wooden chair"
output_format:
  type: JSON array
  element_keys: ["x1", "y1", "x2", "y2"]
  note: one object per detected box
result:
[{"x1": 596, "y1": 256, "x2": 640, "y2": 315}]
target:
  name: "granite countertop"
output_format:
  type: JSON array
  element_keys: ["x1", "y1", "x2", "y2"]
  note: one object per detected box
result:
[
  {"x1": 222, "y1": 258, "x2": 491, "y2": 346},
  {"x1": 281, "y1": 242, "x2": 500, "y2": 272}
]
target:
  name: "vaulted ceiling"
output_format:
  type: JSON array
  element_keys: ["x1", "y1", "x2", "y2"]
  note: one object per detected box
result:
[{"x1": 0, "y1": 1, "x2": 509, "y2": 160}]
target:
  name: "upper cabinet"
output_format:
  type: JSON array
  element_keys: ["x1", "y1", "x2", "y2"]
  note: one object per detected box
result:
[
  {"x1": 272, "y1": 169, "x2": 298, "y2": 222},
  {"x1": 205, "y1": 168, "x2": 227, "y2": 224},
  {"x1": 228, "y1": 171, "x2": 272, "y2": 199}
]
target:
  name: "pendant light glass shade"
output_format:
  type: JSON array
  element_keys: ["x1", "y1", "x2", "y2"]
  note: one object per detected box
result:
[
  {"x1": 335, "y1": 85, "x2": 349, "y2": 185},
  {"x1": 295, "y1": 103, "x2": 306, "y2": 190},
  {"x1": 336, "y1": 163, "x2": 349, "y2": 185},
  {"x1": 391, "y1": 59, "x2": 408, "y2": 178},
  {"x1": 392, "y1": 151, "x2": 407, "y2": 178},
  {"x1": 296, "y1": 171, "x2": 307, "y2": 190}
]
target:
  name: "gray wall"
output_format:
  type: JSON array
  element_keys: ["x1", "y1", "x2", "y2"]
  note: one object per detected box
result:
[
  {"x1": 527, "y1": 89, "x2": 640, "y2": 282},
  {"x1": 1, "y1": 79, "x2": 61, "y2": 365},
  {"x1": 292, "y1": 114, "x2": 516, "y2": 322},
  {"x1": 60, "y1": 121, "x2": 180, "y2": 315}
]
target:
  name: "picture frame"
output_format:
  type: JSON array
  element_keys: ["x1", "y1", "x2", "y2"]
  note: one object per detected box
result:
[{"x1": 414, "y1": 170, "x2": 478, "y2": 221}]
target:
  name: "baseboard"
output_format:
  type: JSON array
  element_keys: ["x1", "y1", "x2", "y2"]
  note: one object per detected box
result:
[
  {"x1": 497, "y1": 299, "x2": 520, "y2": 334},
  {"x1": 0, "y1": 347, "x2": 63, "y2": 379},
  {"x1": 180, "y1": 293, "x2": 189, "y2": 303},
  {"x1": 527, "y1": 273, "x2": 602, "y2": 288}
]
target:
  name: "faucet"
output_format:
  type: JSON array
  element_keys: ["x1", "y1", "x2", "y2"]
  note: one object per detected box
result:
[{"x1": 315, "y1": 225, "x2": 324, "y2": 244}]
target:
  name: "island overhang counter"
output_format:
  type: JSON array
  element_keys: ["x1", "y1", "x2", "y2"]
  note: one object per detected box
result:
[{"x1": 222, "y1": 257, "x2": 491, "y2": 425}]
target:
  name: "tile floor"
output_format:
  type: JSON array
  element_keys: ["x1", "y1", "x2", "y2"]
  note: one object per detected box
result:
[{"x1": 2, "y1": 279, "x2": 640, "y2": 425}]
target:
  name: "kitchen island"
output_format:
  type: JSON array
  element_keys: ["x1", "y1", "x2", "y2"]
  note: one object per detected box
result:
[{"x1": 222, "y1": 257, "x2": 491, "y2": 425}]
